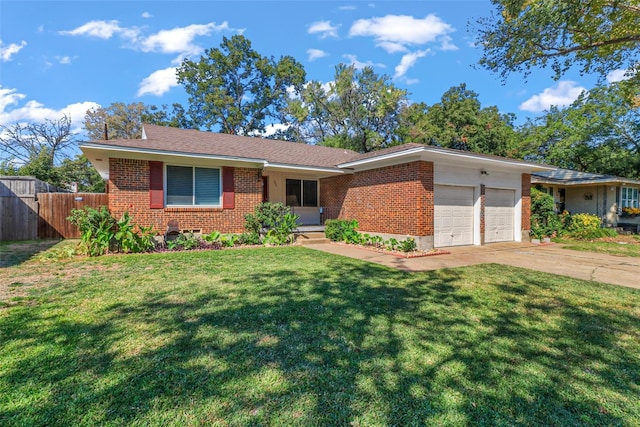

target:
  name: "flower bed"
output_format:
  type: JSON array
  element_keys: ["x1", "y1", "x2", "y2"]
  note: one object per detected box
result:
[{"x1": 332, "y1": 241, "x2": 451, "y2": 258}]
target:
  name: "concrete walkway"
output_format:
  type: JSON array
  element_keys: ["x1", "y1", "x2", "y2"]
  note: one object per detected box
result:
[{"x1": 308, "y1": 242, "x2": 640, "y2": 289}]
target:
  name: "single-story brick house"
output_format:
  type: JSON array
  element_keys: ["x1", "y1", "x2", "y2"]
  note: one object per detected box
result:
[
  {"x1": 532, "y1": 169, "x2": 640, "y2": 231},
  {"x1": 80, "y1": 124, "x2": 554, "y2": 249}
]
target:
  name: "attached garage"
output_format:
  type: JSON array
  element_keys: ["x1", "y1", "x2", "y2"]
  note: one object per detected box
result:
[
  {"x1": 485, "y1": 188, "x2": 515, "y2": 243},
  {"x1": 434, "y1": 185, "x2": 474, "y2": 247}
]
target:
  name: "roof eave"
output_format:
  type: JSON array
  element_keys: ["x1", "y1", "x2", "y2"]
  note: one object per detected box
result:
[{"x1": 338, "y1": 146, "x2": 553, "y2": 171}]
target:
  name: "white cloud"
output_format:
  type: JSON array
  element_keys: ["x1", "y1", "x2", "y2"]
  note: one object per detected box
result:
[
  {"x1": 56, "y1": 56, "x2": 72, "y2": 64},
  {"x1": 137, "y1": 67, "x2": 178, "y2": 96},
  {"x1": 0, "y1": 40, "x2": 27, "y2": 62},
  {"x1": 339, "y1": 6, "x2": 356, "y2": 11},
  {"x1": 307, "y1": 48, "x2": 328, "y2": 61},
  {"x1": 606, "y1": 68, "x2": 635, "y2": 83},
  {"x1": 342, "y1": 54, "x2": 384, "y2": 70},
  {"x1": 376, "y1": 41, "x2": 408, "y2": 54},
  {"x1": 308, "y1": 21, "x2": 339, "y2": 39},
  {"x1": 349, "y1": 14, "x2": 454, "y2": 51},
  {"x1": 140, "y1": 22, "x2": 229, "y2": 56},
  {"x1": 439, "y1": 35, "x2": 458, "y2": 51},
  {"x1": 519, "y1": 81, "x2": 586, "y2": 113},
  {"x1": 394, "y1": 49, "x2": 430, "y2": 79},
  {"x1": 142, "y1": 12, "x2": 153, "y2": 19},
  {"x1": 0, "y1": 86, "x2": 99, "y2": 126},
  {"x1": 60, "y1": 20, "x2": 137, "y2": 40}
]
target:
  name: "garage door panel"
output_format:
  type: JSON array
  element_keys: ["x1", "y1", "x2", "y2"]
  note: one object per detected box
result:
[
  {"x1": 485, "y1": 188, "x2": 514, "y2": 243},
  {"x1": 434, "y1": 185, "x2": 474, "y2": 247}
]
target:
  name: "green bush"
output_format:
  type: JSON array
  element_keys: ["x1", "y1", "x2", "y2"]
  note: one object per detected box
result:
[
  {"x1": 244, "y1": 202, "x2": 299, "y2": 245},
  {"x1": 324, "y1": 219, "x2": 359, "y2": 242},
  {"x1": 68, "y1": 206, "x2": 116, "y2": 256},
  {"x1": 114, "y1": 212, "x2": 156, "y2": 253},
  {"x1": 68, "y1": 207, "x2": 156, "y2": 256},
  {"x1": 530, "y1": 188, "x2": 563, "y2": 238},
  {"x1": 565, "y1": 213, "x2": 617, "y2": 240},
  {"x1": 399, "y1": 237, "x2": 417, "y2": 252}
]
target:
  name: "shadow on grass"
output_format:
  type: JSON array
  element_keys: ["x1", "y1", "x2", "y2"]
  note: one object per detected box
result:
[
  {"x1": 0, "y1": 248, "x2": 638, "y2": 425},
  {"x1": 0, "y1": 239, "x2": 63, "y2": 267}
]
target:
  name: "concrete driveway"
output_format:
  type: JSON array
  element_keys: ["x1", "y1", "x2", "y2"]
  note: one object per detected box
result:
[{"x1": 309, "y1": 242, "x2": 640, "y2": 289}]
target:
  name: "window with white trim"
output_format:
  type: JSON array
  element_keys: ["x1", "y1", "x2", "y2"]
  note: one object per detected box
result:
[
  {"x1": 621, "y1": 187, "x2": 639, "y2": 208},
  {"x1": 285, "y1": 179, "x2": 318, "y2": 207},
  {"x1": 166, "y1": 166, "x2": 221, "y2": 206}
]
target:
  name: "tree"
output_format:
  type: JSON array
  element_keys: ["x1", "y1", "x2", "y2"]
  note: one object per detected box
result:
[
  {"x1": 518, "y1": 80, "x2": 640, "y2": 177},
  {"x1": 475, "y1": 0, "x2": 640, "y2": 90},
  {"x1": 84, "y1": 102, "x2": 194, "y2": 140},
  {"x1": 176, "y1": 35, "x2": 306, "y2": 135},
  {"x1": 398, "y1": 84, "x2": 519, "y2": 156},
  {"x1": 286, "y1": 64, "x2": 408, "y2": 152},
  {"x1": 58, "y1": 154, "x2": 105, "y2": 192},
  {"x1": 0, "y1": 115, "x2": 76, "y2": 183}
]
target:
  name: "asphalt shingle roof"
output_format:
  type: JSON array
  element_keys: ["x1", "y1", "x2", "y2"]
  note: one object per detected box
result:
[{"x1": 89, "y1": 124, "x2": 360, "y2": 168}]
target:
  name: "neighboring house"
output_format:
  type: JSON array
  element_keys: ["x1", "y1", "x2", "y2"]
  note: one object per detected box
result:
[
  {"x1": 80, "y1": 124, "x2": 553, "y2": 249},
  {"x1": 532, "y1": 169, "x2": 640, "y2": 230}
]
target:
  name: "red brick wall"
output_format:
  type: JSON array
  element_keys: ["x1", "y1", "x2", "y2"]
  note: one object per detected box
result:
[
  {"x1": 479, "y1": 184, "x2": 486, "y2": 240},
  {"x1": 521, "y1": 173, "x2": 531, "y2": 231},
  {"x1": 320, "y1": 161, "x2": 434, "y2": 237},
  {"x1": 108, "y1": 158, "x2": 261, "y2": 234}
]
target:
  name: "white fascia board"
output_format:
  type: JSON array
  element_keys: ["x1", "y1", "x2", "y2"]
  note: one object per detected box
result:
[
  {"x1": 338, "y1": 146, "x2": 554, "y2": 172},
  {"x1": 79, "y1": 143, "x2": 267, "y2": 166},
  {"x1": 337, "y1": 147, "x2": 425, "y2": 168},
  {"x1": 533, "y1": 177, "x2": 640, "y2": 187},
  {"x1": 263, "y1": 162, "x2": 347, "y2": 175}
]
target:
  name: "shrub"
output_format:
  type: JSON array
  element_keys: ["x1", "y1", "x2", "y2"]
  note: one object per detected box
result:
[
  {"x1": 566, "y1": 213, "x2": 617, "y2": 240},
  {"x1": 399, "y1": 237, "x2": 417, "y2": 252},
  {"x1": 244, "y1": 202, "x2": 299, "y2": 245},
  {"x1": 167, "y1": 232, "x2": 200, "y2": 250},
  {"x1": 324, "y1": 219, "x2": 359, "y2": 242},
  {"x1": 114, "y1": 212, "x2": 156, "y2": 253},
  {"x1": 530, "y1": 188, "x2": 563, "y2": 238},
  {"x1": 68, "y1": 206, "x2": 116, "y2": 256}
]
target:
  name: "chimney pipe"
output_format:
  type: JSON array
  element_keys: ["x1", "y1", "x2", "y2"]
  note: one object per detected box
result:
[{"x1": 104, "y1": 123, "x2": 109, "y2": 140}]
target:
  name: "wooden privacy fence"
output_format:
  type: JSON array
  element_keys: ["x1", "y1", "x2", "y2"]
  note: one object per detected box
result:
[
  {"x1": 38, "y1": 193, "x2": 108, "y2": 239},
  {"x1": 0, "y1": 177, "x2": 44, "y2": 241},
  {"x1": 0, "y1": 176, "x2": 108, "y2": 241}
]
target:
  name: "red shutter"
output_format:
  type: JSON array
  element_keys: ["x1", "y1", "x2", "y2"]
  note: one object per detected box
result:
[
  {"x1": 149, "y1": 161, "x2": 164, "y2": 209},
  {"x1": 222, "y1": 167, "x2": 235, "y2": 209}
]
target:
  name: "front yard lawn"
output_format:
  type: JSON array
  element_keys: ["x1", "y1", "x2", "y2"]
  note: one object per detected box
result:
[
  {"x1": 556, "y1": 235, "x2": 640, "y2": 257},
  {"x1": 1, "y1": 244, "x2": 639, "y2": 426}
]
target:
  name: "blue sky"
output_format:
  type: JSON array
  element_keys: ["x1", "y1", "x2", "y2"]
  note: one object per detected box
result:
[{"x1": 0, "y1": 0, "x2": 621, "y2": 137}]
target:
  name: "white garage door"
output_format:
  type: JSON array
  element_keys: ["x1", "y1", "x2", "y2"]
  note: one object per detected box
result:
[
  {"x1": 434, "y1": 185, "x2": 474, "y2": 247},
  {"x1": 485, "y1": 188, "x2": 515, "y2": 243}
]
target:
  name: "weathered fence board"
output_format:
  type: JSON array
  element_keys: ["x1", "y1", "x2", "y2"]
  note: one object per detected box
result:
[
  {"x1": 38, "y1": 193, "x2": 108, "y2": 239},
  {"x1": 0, "y1": 177, "x2": 41, "y2": 241}
]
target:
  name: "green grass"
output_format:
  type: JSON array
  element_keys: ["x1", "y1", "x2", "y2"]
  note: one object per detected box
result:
[
  {"x1": 1, "y1": 245, "x2": 639, "y2": 426},
  {"x1": 556, "y1": 236, "x2": 640, "y2": 257}
]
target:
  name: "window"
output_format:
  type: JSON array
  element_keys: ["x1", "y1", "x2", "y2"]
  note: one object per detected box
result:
[
  {"x1": 286, "y1": 179, "x2": 318, "y2": 207},
  {"x1": 621, "y1": 187, "x2": 639, "y2": 209},
  {"x1": 166, "y1": 165, "x2": 221, "y2": 206}
]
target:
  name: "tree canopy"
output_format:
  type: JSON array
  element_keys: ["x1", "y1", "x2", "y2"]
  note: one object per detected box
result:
[
  {"x1": 176, "y1": 35, "x2": 306, "y2": 135},
  {"x1": 84, "y1": 102, "x2": 194, "y2": 140},
  {"x1": 286, "y1": 64, "x2": 408, "y2": 152},
  {"x1": 475, "y1": 0, "x2": 640, "y2": 90},
  {"x1": 518, "y1": 80, "x2": 640, "y2": 178},
  {"x1": 398, "y1": 84, "x2": 519, "y2": 157},
  {"x1": 0, "y1": 115, "x2": 104, "y2": 190}
]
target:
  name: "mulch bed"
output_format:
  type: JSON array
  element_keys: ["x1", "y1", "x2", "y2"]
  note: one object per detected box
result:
[{"x1": 332, "y1": 242, "x2": 451, "y2": 258}]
